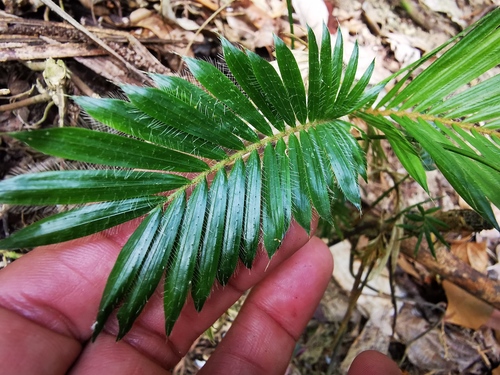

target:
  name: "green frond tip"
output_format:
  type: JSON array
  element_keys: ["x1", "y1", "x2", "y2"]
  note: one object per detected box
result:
[
  {"x1": 0, "y1": 196, "x2": 166, "y2": 250},
  {"x1": 92, "y1": 205, "x2": 163, "y2": 341},
  {"x1": 164, "y1": 183, "x2": 206, "y2": 335},
  {"x1": 116, "y1": 196, "x2": 185, "y2": 339},
  {"x1": 74, "y1": 95, "x2": 227, "y2": 160},
  {"x1": 9, "y1": 128, "x2": 210, "y2": 173},
  {"x1": 274, "y1": 35, "x2": 307, "y2": 124}
]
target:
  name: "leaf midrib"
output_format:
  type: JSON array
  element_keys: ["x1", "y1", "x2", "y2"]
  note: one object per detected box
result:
[
  {"x1": 166, "y1": 117, "x2": 335, "y2": 203},
  {"x1": 169, "y1": 102, "x2": 498, "y2": 204},
  {"x1": 362, "y1": 108, "x2": 498, "y2": 136}
]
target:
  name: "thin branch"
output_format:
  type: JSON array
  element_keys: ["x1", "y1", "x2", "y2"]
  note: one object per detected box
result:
[
  {"x1": 182, "y1": 0, "x2": 236, "y2": 58},
  {"x1": 40, "y1": 0, "x2": 151, "y2": 85},
  {"x1": 362, "y1": 108, "x2": 498, "y2": 136},
  {"x1": 327, "y1": 255, "x2": 377, "y2": 375},
  {"x1": 401, "y1": 237, "x2": 500, "y2": 310},
  {"x1": 0, "y1": 93, "x2": 51, "y2": 112}
]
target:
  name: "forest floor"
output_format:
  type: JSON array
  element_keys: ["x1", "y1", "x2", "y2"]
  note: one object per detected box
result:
[{"x1": 1, "y1": 0, "x2": 500, "y2": 374}]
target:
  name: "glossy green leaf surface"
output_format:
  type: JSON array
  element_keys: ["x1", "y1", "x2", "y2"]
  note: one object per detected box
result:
[
  {"x1": 326, "y1": 28, "x2": 344, "y2": 117},
  {"x1": 331, "y1": 121, "x2": 367, "y2": 180},
  {"x1": 288, "y1": 134, "x2": 312, "y2": 233},
  {"x1": 241, "y1": 150, "x2": 262, "y2": 268},
  {"x1": 396, "y1": 116, "x2": 498, "y2": 229},
  {"x1": 220, "y1": 38, "x2": 278, "y2": 135},
  {"x1": 442, "y1": 144, "x2": 500, "y2": 173},
  {"x1": 74, "y1": 96, "x2": 226, "y2": 160},
  {"x1": 164, "y1": 183, "x2": 207, "y2": 335},
  {"x1": 357, "y1": 114, "x2": 428, "y2": 191},
  {"x1": 307, "y1": 27, "x2": 321, "y2": 122},
  {"x1": 316, "y1": 123, "x2": 361, "y2": 207},
  {"x1": 185, "y1": 55, "x2": 275, "y2": 136},
  {"x1": 247, "y1": 50, "x2": 295, "y2": 128},
  {"x1": 262, "y1": 143, "x2": 285, "y2": 257},
  {"x1": 336, "y1": 41, "x2": 358, "y2": 106},
  {"x1": 124, "y1": 85, "x2": 245, "y2": 151},
  {"x1": 428, "y1": 74, "x2": 500, "y2": 120},
  {"x1": 344, "y1": 60, "x2": 375, "y2": 113},
  {"x1": 276, "y1": 139, "x2": 292, "y2": 232},
  {"x1": 9, "y1": 128, "x2": 209, "y2": 172},
  {"x1": 0, "y1": 170, "x2": 189, "y2": 205},
  {"x1": 412, "y1": 28, "x2": 500, "y2": 113},
  {"x1": 300, "y1": 130, "x2": 332, "y2": 222},
  {"x1": 218, "y1": 158, "x2": 245, "y2": 285},
  {"x1": 151, "y1": 74, "x2": 259, "y2": 143},
  {"x1": 274, "y1": 36, "x2": 307, "y2": 124},
  {"x1": 0, "y1": 196, "x2": 165, "y2": 249},
  {"x1": 93, "y1": 206, "x2": 162, "y2": 340},
  {"x1": 116, "y1": 195, "x2": 185, "y2": 338},
  {"x1": 433, "y1": 122, "x2": 500, "y2": 210},
  {"x1": 318, "y1": 24, "x2": 334, "y2": 120},
  {"x1": 192, "y1": 169, "x2": 227, "y2": 311},
  {"x1": 451, "y1": 127, "x2": 500, "y2": 163},
  {"x1": 308, "y1": 127, "x2": 336, "y2": 197},
  {"x1": 387, "y1": 9, "x2": 500, "y2": 111}
]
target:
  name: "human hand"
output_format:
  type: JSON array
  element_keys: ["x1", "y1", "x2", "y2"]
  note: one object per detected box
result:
[{"x1": 0, "y1": 220, "x2": 399, "y2": 374}]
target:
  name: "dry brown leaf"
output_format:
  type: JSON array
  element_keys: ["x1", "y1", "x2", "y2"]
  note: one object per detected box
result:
[
  {"x1": 450, "y1": 237, "x2": 470, "y2": 263},
  {"x1": 467, "y1": 241, "x2": 489, "y2": 272},
  {"x1": 251, "y1": 0, "x2": 285, "y2": 19},
  {"x1": 443, "y1": 280, "x2": 494, "y2": 329},
  {"x1": 397, "y1": 255, "x2": 422, "y2": 280},
  {"x1": 421, "y1": 0, "x2": 466, "y2": 27},
  {"x1": 485, "y1": 310, "x2": 500, "y2": 331},
  {"x1": 449, "y1": 238, "x2": 489, "y2": 272},
  {"x1": 224, "y1": 15, "x2": 257, "y2": 49},
  {"x1": 129, "y1": 9, "x2": 172, "y2": 39},
  {"x1": 194, "y1": 0, "x2": 219, "y2": 12},
  {"x1": 386, "y1": 33, "x2": 421, "y2": 65},
  {"x1": 396, "y1": 304, "x2": 497, "y2": 373},
  {"x1": 443, "y1": 240, "x2": 492, "y2": 329},
  {"x1": 291, "y1": 0, "x2": 329, "y2": 40}
]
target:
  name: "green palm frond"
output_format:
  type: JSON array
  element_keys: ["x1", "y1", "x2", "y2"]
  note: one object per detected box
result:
[
  {"x1": 360, "y1": 8, "x2": 500, "y2": 227},
  {"x1": 1, "y1": 9, "x2": 499, "y2": 338}
]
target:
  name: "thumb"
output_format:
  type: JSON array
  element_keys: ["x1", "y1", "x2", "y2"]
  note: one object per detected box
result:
[{"x1": 348, "y1": 350, "x2": 402, "y2": 375}]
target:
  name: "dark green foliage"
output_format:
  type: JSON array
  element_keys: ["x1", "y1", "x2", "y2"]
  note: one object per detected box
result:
[
  {"x1": 192, "y1": 169, "x2": 227, "y2": 311},
  {"x1": 93, "y1": 206, "x2": 163, "y2": 340},
  {"x1": 399, "y1": 206, "x2": 450, "y2": 257},
  {"x1": 241, "y1": 150, "x2": 262, "y2": 267},
  {"x1": 217, "y1": 158, "x2": 246, "y2": 285},
  {"x1": 1, "y1": 9, "x2": 499, "y2": 339}
]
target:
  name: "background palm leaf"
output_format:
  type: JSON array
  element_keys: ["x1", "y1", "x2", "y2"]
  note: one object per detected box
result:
[
  {"x1": 1, "y1": 8, "x2": 499, "y2": 338},
  {"x1": 361, "y1": 8, "x2": 500, "y2": 228}
]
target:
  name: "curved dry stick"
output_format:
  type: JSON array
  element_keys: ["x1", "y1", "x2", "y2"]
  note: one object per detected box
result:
[
  {"x1": 40, "y1": 0, "x2": 151, "y2": 84},
  {"x1": 401, "y1": 237, "x2": 500, "y2": 310}
]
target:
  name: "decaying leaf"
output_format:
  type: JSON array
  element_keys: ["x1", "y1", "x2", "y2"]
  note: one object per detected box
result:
[
  {"x1": 443, "y1": 240, "x2": 492, "y2": 329},
  {"x1": 291, "y1": 0, "x2": 328, "y2": 40}
]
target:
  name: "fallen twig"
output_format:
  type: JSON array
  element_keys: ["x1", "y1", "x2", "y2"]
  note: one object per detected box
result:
[
  {"x1": 40, "y1": 0, "x2": 151, "y2": 85},
  {"x1": 401, "y1": 237, "x2": 500, "y2": 310}
]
